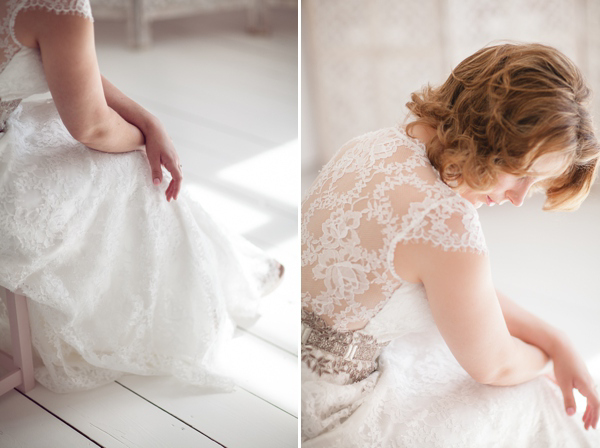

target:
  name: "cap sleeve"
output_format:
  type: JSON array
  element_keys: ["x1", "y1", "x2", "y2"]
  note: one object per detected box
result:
[
  {"x1": 387, "y1": 194, "x2": 488, "y2": 280},
  {"x1": 18, "y1": 0, "x2": 93, "y2": 21}
]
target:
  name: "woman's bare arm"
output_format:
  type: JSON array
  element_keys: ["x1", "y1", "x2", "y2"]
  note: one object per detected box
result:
[
  {"x1": 497, "y1": 290, "x2": 599, "y2": 429},
  {"x1": 100, "y1": 77, "x2": 183, "y2": 201},
  {"x1": 14, "y1": 9, "x2": 144, "y2": 153},
  {"x1": 395, "y1": 242, "x2": 549, "y2": 386},
  {"x1": 496, "y1": 290, "x2": 561, "y2": 360}
]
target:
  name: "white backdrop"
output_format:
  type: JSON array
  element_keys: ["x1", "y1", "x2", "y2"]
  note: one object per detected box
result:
[{"x1": 302, "y1": 0, "x2": 600, "y2": 191}]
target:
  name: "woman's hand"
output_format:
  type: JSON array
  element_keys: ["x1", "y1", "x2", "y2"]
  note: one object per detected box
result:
[
  {"x1": 144, "y1": 121, "x2": 183, "y2": 202},
  {"x1": 550, "y1": 337, "x2": 599, "y2": 430}
]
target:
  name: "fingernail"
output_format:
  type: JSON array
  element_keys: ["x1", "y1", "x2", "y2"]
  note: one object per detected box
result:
[
  {"x1": 153, "y1": 178, "x2": 160, "y2": 185},
  {"x1": 567, "y1": 407, "x2": 575, "y2": 416}
]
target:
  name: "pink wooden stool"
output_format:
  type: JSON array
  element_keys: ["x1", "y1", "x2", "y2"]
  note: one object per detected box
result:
[{"x1": 0, "y1": 287, "x2": 35, "y2": 396}]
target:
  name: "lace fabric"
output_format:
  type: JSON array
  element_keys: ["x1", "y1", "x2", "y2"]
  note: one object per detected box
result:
[
  {"x1": 0, "y1": 1, "x2": 282, "y2": 392},
  {"x1": 301, "y1": 126, "x2": 600, "y2": 446},
  {"x1": 301, "y1": 126, "x2": 486, "y2": 332},
  {"x1": 0, "y1": 100, "x2": 281, "y2": 392},
  {"x1": 303, "y1": 331, "x2": 600, "y2": 447}
]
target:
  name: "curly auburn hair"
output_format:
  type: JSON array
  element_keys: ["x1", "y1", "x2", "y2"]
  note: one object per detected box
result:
[{"x1": 406, "y1": 43, "x2": 600, "y2": 211}]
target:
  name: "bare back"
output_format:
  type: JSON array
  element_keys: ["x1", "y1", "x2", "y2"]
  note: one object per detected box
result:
[{"x1": 301, "y1": 126, "x2": 487, "y2": 332}]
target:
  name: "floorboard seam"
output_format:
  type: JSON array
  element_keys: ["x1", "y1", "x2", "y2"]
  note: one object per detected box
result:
[
  {"x1": 17, "y1": 390, "x2": 105, "y2": 448},
  {"x1": 114, "y1": 381, "x2": 228, "y2": 448},
  {"x1": 236, "y1": 385, "x2": 298, "y2": 419}
]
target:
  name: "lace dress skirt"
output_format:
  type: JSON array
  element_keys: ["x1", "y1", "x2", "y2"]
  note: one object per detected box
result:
[
  {"x1": 0, "y1": 99, "x2": 280, "y2": 392},
  {"x1": 302, "y1": 311, "x2": 600, "y2": 448}
]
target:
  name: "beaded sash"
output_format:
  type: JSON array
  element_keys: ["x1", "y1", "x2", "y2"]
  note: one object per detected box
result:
[{"x1": 301, "y1": 309, "x2": 389, "y2": 383}]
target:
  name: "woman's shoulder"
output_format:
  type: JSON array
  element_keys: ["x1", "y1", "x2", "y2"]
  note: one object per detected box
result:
[
  {"x1": 326, "y1": 125, "x2": 430, "y2": 175},
  {"x1": 376, "y1": 127, "x2": 487, "y2": 258},
  {"x1": 305, "y1": 125, "x2": 456, "y2": 204}
]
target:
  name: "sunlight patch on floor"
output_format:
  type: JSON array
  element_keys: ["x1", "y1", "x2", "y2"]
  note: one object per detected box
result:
[
  {"x1": 217, "y1": 139, "x2": 299, "y2": 207},
  {"x1": 217, "y1": 331, "x2": 298, "y2": 416},
  {"x1": 184, "y1": 182, "x2": 271, "y2": 235}
]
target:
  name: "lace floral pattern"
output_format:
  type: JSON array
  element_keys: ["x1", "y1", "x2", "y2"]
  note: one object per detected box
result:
[
  {"x1": 0, "y1": 5, "x2": 282, "y2": 392},
  {"x1": 301, "y1": 126, "x2": 600, "y2": 446},
  {"x1": 302, "y1": 126, "x2": 487, "y2": 331},
  {"x1": 302, "y1": 332, "x2": 600, "y2": 447},
  {"x1": 0, "y1": 100, "x2": 280, "y2": 392}
]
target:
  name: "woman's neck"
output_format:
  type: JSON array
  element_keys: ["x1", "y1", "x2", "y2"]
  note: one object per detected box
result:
[{"x1": 408, "y1": 123, "x2": 437, "y2": 146}]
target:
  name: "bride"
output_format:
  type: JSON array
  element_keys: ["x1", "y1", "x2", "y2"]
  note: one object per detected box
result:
[
  {"x1": 302, "y1": 43, "x2": 600, "y2": 446},
  {"x1": 0, "y1": 0, "x2": 282, "y2": 392}
]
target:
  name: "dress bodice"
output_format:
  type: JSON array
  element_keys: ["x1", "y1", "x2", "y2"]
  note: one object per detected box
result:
[
  {"x1": 0, "y1": 47, "x2": 48, "y2": 101},
  {"x1": 361, "y1": 280, "x2": 435, "y2": 341},
  {"x1": 301, "y1": 126, "x2": 487, "y2": 333}
]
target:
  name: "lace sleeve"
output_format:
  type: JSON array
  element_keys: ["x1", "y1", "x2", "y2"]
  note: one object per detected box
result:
[
  {"x1": 302, "y1": 127, "x2": 488, "y2": 331},
  {"x1": 387, "y1": 193, "x2": 487, "y2": 280},
  {"x1": 17, "y1": 0, "x2": 93, "y2": 21},
  {"x1": 1, "y1": 0, "x2": 93, "y2": 78}
]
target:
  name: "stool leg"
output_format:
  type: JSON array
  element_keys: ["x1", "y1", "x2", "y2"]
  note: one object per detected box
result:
[{"x1": 5, "y1": 290, "x2": 35, "y2": 393}]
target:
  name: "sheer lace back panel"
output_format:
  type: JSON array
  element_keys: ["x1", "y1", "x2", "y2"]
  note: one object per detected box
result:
[
  {"x1": 301, "y1": 127, "x2": 487, "y2": 332},
  {"x1": 0, "y1": 0, "x2": 92, "y2": 129}
]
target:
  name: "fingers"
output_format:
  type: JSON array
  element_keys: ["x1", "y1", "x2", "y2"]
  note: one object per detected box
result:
[
  {"x1": 575, "y1": 379, "x2": 599, "y2": 430},
  {"x1": 147, "y1": 150, "x2": 163, "y2": 186},
  {"x1": 557, "y1": 378, "x2": 577, "y2": 417},
  {"x1": 582, "y1": 402, "x2": 597, "y2": 430},
  {"x1": 583, "y1": 403, "x2": 598, "y2": 430},
  {"x1": 160, "y1": 154, "x2": 183, "y2": 202},
  {"x1": 165, "y1": 179, "x2": 177, "y2": 202},
  {"x1": 145, "y1": 128, "x2": 182, "y2": 201}
]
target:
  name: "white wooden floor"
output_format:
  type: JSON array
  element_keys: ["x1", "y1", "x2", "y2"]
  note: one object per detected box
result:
[{"x1": 0, "y1": 8, "x2": 298, "y2": 448}]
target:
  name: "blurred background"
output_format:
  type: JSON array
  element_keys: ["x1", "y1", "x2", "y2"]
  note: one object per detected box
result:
[
  {"x1": 302, "y1": 0, "x2": 600, "y2": 190},
  {"x1": 1, "y1": 2, "x2": 298, "y2": 448},
  {"x1": 302, "y1": 0, "x2": 600, "y2": 412}
]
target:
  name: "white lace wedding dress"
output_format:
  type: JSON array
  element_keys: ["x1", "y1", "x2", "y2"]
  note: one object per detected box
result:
[
  {"x1": 301, "y1": 127, "x2": 600, "y2": 447},
  {"x1": 0, "y1": 0, "x2": 281, "y2": 393}
]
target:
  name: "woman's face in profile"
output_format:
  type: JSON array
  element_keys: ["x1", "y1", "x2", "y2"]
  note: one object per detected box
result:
[{"x1": 459, "y1": 151, "x2": 569, "y2": 208}]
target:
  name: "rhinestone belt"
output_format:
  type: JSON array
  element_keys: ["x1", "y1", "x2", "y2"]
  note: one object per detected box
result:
[
  {"x1": 301, "y1": 310, "x2": 389, "y2": 362},
  {"x1": 0, "y1": 99, "x2": 21, "y2": 132}
]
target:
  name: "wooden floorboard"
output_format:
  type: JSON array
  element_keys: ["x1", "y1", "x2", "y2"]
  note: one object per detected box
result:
[
  {"x1": 0, "y1": 390, "x2": 100, "y2": 447},
  {"x1": 117, "y1": 376, "x2": 297, "y2": 448},
  {"x1": 219, "y1": 328, "x2": 298, "y2": 416},
  {"x1": 25, "y1": 383, "x2": 222, "y2": 448},
  {"x1": 96, "y1": 34, "x2": 296, "y2": 146}
]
